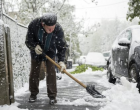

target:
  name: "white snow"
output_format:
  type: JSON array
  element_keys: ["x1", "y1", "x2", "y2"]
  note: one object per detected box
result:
[
  {"x1": 0, "y1": 19, "x2": 4, "y2": 25},
  {"x1": 0, "y1": 102, "x2": 27, "y2": 110},
  {"x1": 100, "y1": 77, "x2": 140, "y2": 110},
  {"x1": 78, "y1": 56, "x2": 86, "y2": 64},
  {"x1": 42, "y1": 13, "x2": 57, "y2": 21},
  {"x1": 118, "y1": 37, "x2": 130, "y2": 44},
  {"x1": 132, "y1": 28, "x2": 140, "y2": 42},
  {"x1": 4, "y1": 24, "x2": 9, "y2": 28},
  {"x1": 85, "y1": 52, "x2": 106, "y2": 66},
  {"x1": 1, "y1": 67, "x2": 140, "y2": 110}
]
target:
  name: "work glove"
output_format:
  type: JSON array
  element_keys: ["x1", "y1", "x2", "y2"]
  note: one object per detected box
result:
[
  {"x1": 59, "y1": 61, "x2": 66, "y2": 73},
  {"x1": 35, "y1": 45, "x2": 42, "y2": 55}
]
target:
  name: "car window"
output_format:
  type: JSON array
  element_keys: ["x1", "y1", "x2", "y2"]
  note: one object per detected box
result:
[
  {"x1": 119, "y1": 31, "x2": 125, "y2": 40},
  {"x1": 103, "y1": 52, "x2": 110, "y2": 57},
  {"x1": 126, "y1": 30, "x2": 132, "y2": 41},
  {"x1": 118, "y1": 30, "x2": 132, "y2": 42}
]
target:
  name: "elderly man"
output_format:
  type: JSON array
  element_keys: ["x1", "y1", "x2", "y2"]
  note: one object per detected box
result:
[{"x1": 25, "y1": 13, "x2": 68, "y2": 104}]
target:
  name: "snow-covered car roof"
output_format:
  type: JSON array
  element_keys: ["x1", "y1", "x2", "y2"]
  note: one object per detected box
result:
[
  {"x1": 126, "y1": 25, "x2": 140, "y2": 29},
  {"x1": 85, "y1": 52, "x2": 106, "y2": 66},
  {"x1": 119, "y1": 25, "x2": 140, "y2": 36},
  {"x1": 112, "y1": 25, "x2": 140, "y2": 50}
]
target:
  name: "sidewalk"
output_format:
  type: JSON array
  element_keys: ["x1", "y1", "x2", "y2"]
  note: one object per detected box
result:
[{"x1": 15, "y1": 68, "x2": 106, "y2": 110}]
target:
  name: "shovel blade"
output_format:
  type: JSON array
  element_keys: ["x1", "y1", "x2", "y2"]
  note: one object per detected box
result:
[{"x1": 86, "y1": 85, "x2": 105, "y2": 98}]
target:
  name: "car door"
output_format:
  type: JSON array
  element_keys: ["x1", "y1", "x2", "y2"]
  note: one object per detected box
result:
[{"x1": 112, "y1": 30, "x2": 130, "y2": 77}]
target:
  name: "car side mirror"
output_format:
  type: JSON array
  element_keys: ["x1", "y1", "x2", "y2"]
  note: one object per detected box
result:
[{"x1": 118, "y1": 38, "x2": 130, "y2": 46}]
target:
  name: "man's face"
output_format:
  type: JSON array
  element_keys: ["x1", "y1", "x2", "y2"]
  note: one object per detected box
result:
[{"x1": 42, "y1": 23, "x2": 55, "y2": 33}]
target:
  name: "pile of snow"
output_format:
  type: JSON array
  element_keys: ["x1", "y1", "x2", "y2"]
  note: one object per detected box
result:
[
  {"x1": 100, "y1": 77, "x2": 140, "y2": 110},
  {"x1": 0, "y1": 102, "x2": 27, "y2": 110}
]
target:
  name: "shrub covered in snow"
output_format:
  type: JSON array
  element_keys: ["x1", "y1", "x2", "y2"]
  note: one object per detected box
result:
[{"x1": 71, "y1": 64, "x2": 103, "y2": 74}]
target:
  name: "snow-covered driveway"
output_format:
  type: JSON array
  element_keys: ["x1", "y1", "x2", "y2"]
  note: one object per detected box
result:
[{"x1": 1, "y1": 67, "x2": 140, "y2": 110}]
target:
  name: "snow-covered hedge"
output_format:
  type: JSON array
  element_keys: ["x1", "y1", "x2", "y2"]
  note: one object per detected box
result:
[{"x1": 2, "y1": 14, "x2": 30, "y2": 91}]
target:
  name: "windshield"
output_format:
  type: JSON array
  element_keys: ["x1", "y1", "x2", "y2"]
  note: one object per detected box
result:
[
  {"x1": 132, "y1": 28, "x2": 140, "y2": 42},
  {"x1": 103, "y1": 53, "x2": 110, "y2": 57}
]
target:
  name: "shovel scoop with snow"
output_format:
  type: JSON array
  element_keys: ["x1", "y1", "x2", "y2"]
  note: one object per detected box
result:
[{"x1": 43, "y1": 53, "x2": 105, "y2": 98}]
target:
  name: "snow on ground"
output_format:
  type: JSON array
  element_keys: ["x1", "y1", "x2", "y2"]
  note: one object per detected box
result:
[
  {"x1": 1, "y1": 66, "x2": 140, "y2": 110},
  {"x1": 100, "y1": 77, "x2": 140, "y2": 110},
  {"x1": 0, "y1": 102, "x2": 27, "y2": 110}
]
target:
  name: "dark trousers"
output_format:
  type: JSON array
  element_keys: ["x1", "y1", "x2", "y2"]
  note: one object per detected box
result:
[{"x1": 29, "y1": 58, "x2": 57, "y2": 98}]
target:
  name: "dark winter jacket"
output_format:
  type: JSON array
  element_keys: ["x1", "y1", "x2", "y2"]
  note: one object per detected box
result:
[{"x1": 25, "y1": 17, "x2": 67, "y2": 62}]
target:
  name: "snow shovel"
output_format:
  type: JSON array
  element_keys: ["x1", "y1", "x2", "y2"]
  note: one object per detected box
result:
[{"x1": 43, "y1": 53, "x2": 105, "y2": 98}]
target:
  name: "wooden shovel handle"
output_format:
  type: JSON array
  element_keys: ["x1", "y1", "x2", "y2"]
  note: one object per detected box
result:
[{"x1": 45, "y1": 55, "x2": 86, "y2": 88}]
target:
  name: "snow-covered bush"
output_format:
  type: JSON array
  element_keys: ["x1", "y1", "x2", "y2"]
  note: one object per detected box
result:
[{"x1": 71, "y1": 64, "x2": 103, "y2": 74}]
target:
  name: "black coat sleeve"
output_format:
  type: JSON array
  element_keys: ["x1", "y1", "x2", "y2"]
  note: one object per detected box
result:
[
  {"x1": 55, "y1": 25, "x2": 68, "y2": 63},
  {"x1": 25, "y1": 21, "x2": 38, "y2": 50}
]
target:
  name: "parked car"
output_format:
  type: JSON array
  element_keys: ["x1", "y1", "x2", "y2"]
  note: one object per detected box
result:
[
  {"x1": 85, "y1": 52, "x2": 106, "y2": 68},
  {"x1": 107, "y1": 25, "x2": 140, "y2": 89},
  {"x1": 78, "y1": 56, "x2": 86, "y2": 65}
]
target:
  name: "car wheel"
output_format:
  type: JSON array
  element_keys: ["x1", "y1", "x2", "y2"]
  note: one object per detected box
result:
[
  {"x1": 107, "y1": 67, "x2": 116, "y2": 84},
  {"x1": 129, "y1": 64, "x2": 139, "y2": 82}
]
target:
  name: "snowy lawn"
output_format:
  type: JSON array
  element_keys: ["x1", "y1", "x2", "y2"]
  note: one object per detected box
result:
[{"x1": 1, "y1": 67, "x2": 140, "y2": 110}]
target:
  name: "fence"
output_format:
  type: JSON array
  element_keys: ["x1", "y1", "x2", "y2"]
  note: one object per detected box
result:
[
  {"x1": 2, "y1": 13, "x2": 31, "y2": 91},
  {"x1": 0, "y1": 19, "x2": 15, "y2": 104}
]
